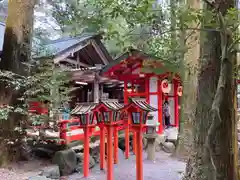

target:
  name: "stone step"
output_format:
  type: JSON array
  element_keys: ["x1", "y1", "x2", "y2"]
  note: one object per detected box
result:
[{"x1": 71, "y1": 140, "x2": 101, "y2": 151}]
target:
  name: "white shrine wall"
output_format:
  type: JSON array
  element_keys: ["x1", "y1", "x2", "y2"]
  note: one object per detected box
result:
[
  {"x1": 148, "y1": 77, "x2": 159, "y2": 131},
  {"x1": 168, "y1": 83, "x2": 175, "y2": 125}
]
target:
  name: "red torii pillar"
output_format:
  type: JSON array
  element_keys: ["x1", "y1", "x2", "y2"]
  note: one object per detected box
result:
[
  {"x1": 83, "y1": 126, "x2": 90, "y2": 177},
  {"x1": 99, "y1": 123, "x2": 105, "y2": 170},
  {"x1": 106, "y1": 121, "x2": 114, "y2": 180},
  {"x1": 124, "y1": 82, "x2": 130, "y2": 159},
  {"x1": 131, "y1": 80, "x2": 137, "y2": 155},
  {"x1": 113, "y1": 125, "x2": 119, "y2": 164},
  {"x1": 135, "y1": 125, "x2": 143, "y2": 180},
  {"x1": 174, "y1": 80, "x2": 179, "y2": 127}
]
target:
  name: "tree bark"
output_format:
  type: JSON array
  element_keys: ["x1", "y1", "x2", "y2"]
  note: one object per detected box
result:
[
  {"x1": 174, "y1": 0, "x2": 200, "y2": 160},
  {"x1": 184, "y1": 0, "x2": 239, "y2": 179},
  {"x1": 0, "y1": 0, "x2": 35, "y2": 166}
]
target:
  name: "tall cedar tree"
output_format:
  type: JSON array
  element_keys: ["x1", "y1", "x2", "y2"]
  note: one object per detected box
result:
[
  {"x1": 184, "y1": 0, "x2": 239, "y2": 179},
  {"x1": 0, "y1": 0, "x2": 35, "y2": 165},
  {"x1": 174, "y1": 0, "x2": 200, "y2": 160}
]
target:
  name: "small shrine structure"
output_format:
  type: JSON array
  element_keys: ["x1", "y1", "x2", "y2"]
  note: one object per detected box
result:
[
  {"x1": 121, "y1": 98, "x2": 158, "y2": 180},
  {"x1": 100, "y1": 49, "x2": 182, "y2": 134},
  {"x1": 92, "y1": 100, "x2": 124, "y2": 180},
  {"x1": 71, "y1": 103, "x2": 97, "y2": 177}
]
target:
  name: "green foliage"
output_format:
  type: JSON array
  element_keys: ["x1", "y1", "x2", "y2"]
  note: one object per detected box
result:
[
  {"x1": 0, "y1": 60, "x2": 74, "y2": 125},
  {"x1": 22, "y1": 60, "x2": 75, "y2": 124},
  {"x1": 50, "y1": 0, "x2": 166, "y2": 56},
  {"x1": 23, "y1": 61, "x2": 70, "y2": 102},
  {"x1": 0, "y1": 105, "x2": 14, "y2": 120},
  {"x1": 50, "y1": 0, "x2": 240, "y2": 72}
]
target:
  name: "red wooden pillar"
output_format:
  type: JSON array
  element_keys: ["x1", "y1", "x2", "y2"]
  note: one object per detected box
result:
[
  {"x1": 113, "y1": 126, "x2": 119, "y2": 164},
  {"x1": 174, "y1": 81, "x2": 179, "y2": 127},
  {"x1": 83, "y1": 126, "x2": 90, "y2": 177},
  {"x1": 107, "y1": 124, "x2": 114, "y2": 180},
  {"x1": 133, "y1": 133, "x2": 137, "y2": 155},
  {"x1": 136, "y1": 128, "x2": 143, "y2": 180},
  {"x1": 157, "y1": 79, "x2": 163, "y2": 134},
  {"x1": 131, "y1": 80, "x2": 137, "y2": 155},
  {"x1": 145, "y1": 78, "x2": 150, "y2": 103},
  {"x1": 124, "y1": 81, "x2": 130, "y2": 159},
  {"x1": 124, "y1": 81, "x2": 128, "y2": 104},
  {"x1": 100, "y1": 124, "x2": 105, "y2": 170},
  {"x1": 125, "y1": 119, "x2": 130, "y2": 159}
]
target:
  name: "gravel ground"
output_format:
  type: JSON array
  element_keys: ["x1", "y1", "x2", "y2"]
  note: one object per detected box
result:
[
  {"x1": 0, "y1": 159, "x2": 51, "y2": 180},
  {"x1": 68, "y1": 151, "x2": 186, "y2": 180},
  {"x1": 0, "y1": 151, "x2": 185, "y2": 180}
]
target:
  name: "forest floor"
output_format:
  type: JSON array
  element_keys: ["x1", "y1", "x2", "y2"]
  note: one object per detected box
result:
[
  {"x1": 0, "y1": 150, "x2": 186, "y2": 180},
  {"x1": 67, "y1": 151, "x2": 186, "y2": 180},
  {"x1": 0, "y1": 159, "x2": 51, "y2": 180}
]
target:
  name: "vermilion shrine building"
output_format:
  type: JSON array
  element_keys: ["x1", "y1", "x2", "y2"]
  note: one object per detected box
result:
[{"x1": 99, "y1": 49, "x2": 182, "y2": 133}]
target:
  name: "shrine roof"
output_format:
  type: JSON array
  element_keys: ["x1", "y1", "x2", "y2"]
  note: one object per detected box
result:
[
  {"x1": 100, "y1": 49, "x2": 160, "y2": 74},
  {"x1": 71, "y1": 103, "x2": 97, "y2": 115},
  {"x1": 95, "y1": 100, "x2": 124, "y2": 111},
  {"x1": 101, "y1": 101, "x2": 124, "y2": 110},
  {"x1": 100, "y1": 48, "x2": 181, "y2": 82},
  {"x1": 128, "y1": 98, "x2": 158, "y2": 112},
  {"x1": 40, "y1": 34, "x2": 97, "y2": 57}
]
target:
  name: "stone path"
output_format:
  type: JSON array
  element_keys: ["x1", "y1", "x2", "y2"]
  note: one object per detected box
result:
[{"x1": 68, "y1": 151, "x2": 186, "y2": 180}]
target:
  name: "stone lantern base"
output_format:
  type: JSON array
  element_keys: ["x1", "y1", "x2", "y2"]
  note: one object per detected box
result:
[{"x1": 144, "y1": 133, "x2": 158, "y2": 161}]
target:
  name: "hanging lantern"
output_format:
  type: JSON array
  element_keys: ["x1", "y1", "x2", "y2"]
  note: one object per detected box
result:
[
  {"x1": 131, "y1": 112, "x2": 141, "y2": 124},
  {"x1": 96, "y1": 112, "x2": 103, "y2": 123},
  {"x1": 113, "y1": 111, "x2": 120, "y2": 122},
  {"x1": 131, "y1": 111, "x2": 149, "y2": 124},
  {"x1": 78, "y1": 112, "x2": 95, "y2": 125},
  {"x1": 79, "y1": 114, "x2": 88, "y2": 125},
  {"x1": 89, "y1": 112, "x2": 95, "y2": 124},
  {"x1": 177, "y1": 86, "x2": 183, "y2": 96},
  {"x1": 161, "y1": 79, "x2": 171, "y2": 94},
  {"x1": 102, "y1": 111, "x2": 111, "y2": 123}
]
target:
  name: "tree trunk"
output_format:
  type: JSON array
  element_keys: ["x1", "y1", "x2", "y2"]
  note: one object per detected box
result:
[
  {"x1": 0, "y1": 0, "x2": 35, "y2": 166},
  {"x1": 174, "y1": 0, "x2": 200, "y2": 160},
  {"x1": 184, "y1": 0, "x2": 239, "y2": 179}
]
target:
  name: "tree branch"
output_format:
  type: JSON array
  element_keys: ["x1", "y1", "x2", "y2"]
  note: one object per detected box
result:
[
  {"x1": 204, "y1": 11, "x2": 230, "y2": 180},
  {"x1": 228, "y1": 37, "x2": 240, "y2": 53},
  {"x1": 202, "y1": 0, "x2": 217, "y2": 9},
  {"x1": 128, "y1": 27, "x2": 223, "y2": 37},
  {"x1": 184, "y1": 22, "x2": 201, "y2": 41}
]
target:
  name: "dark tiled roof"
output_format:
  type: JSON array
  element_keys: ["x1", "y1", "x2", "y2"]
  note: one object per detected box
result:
[
  {"x1": 71, "y1": 103, "x2": 97, "y2": 115},
  {"x1": 41, "y1": 33, "x2": 97, "y2": 57},
  {"x1": 0, "y1": 22, "x2": 99, "y2": 57},
  {"x1": 100, "y1": 49, "x2": 160, "y2": 74},
  {"x1": 131, "y1": 98, "x2": 157, "y2": 112},
  {"x1": 101, "y1": 100, "x2": 124, "y2": 111}
]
